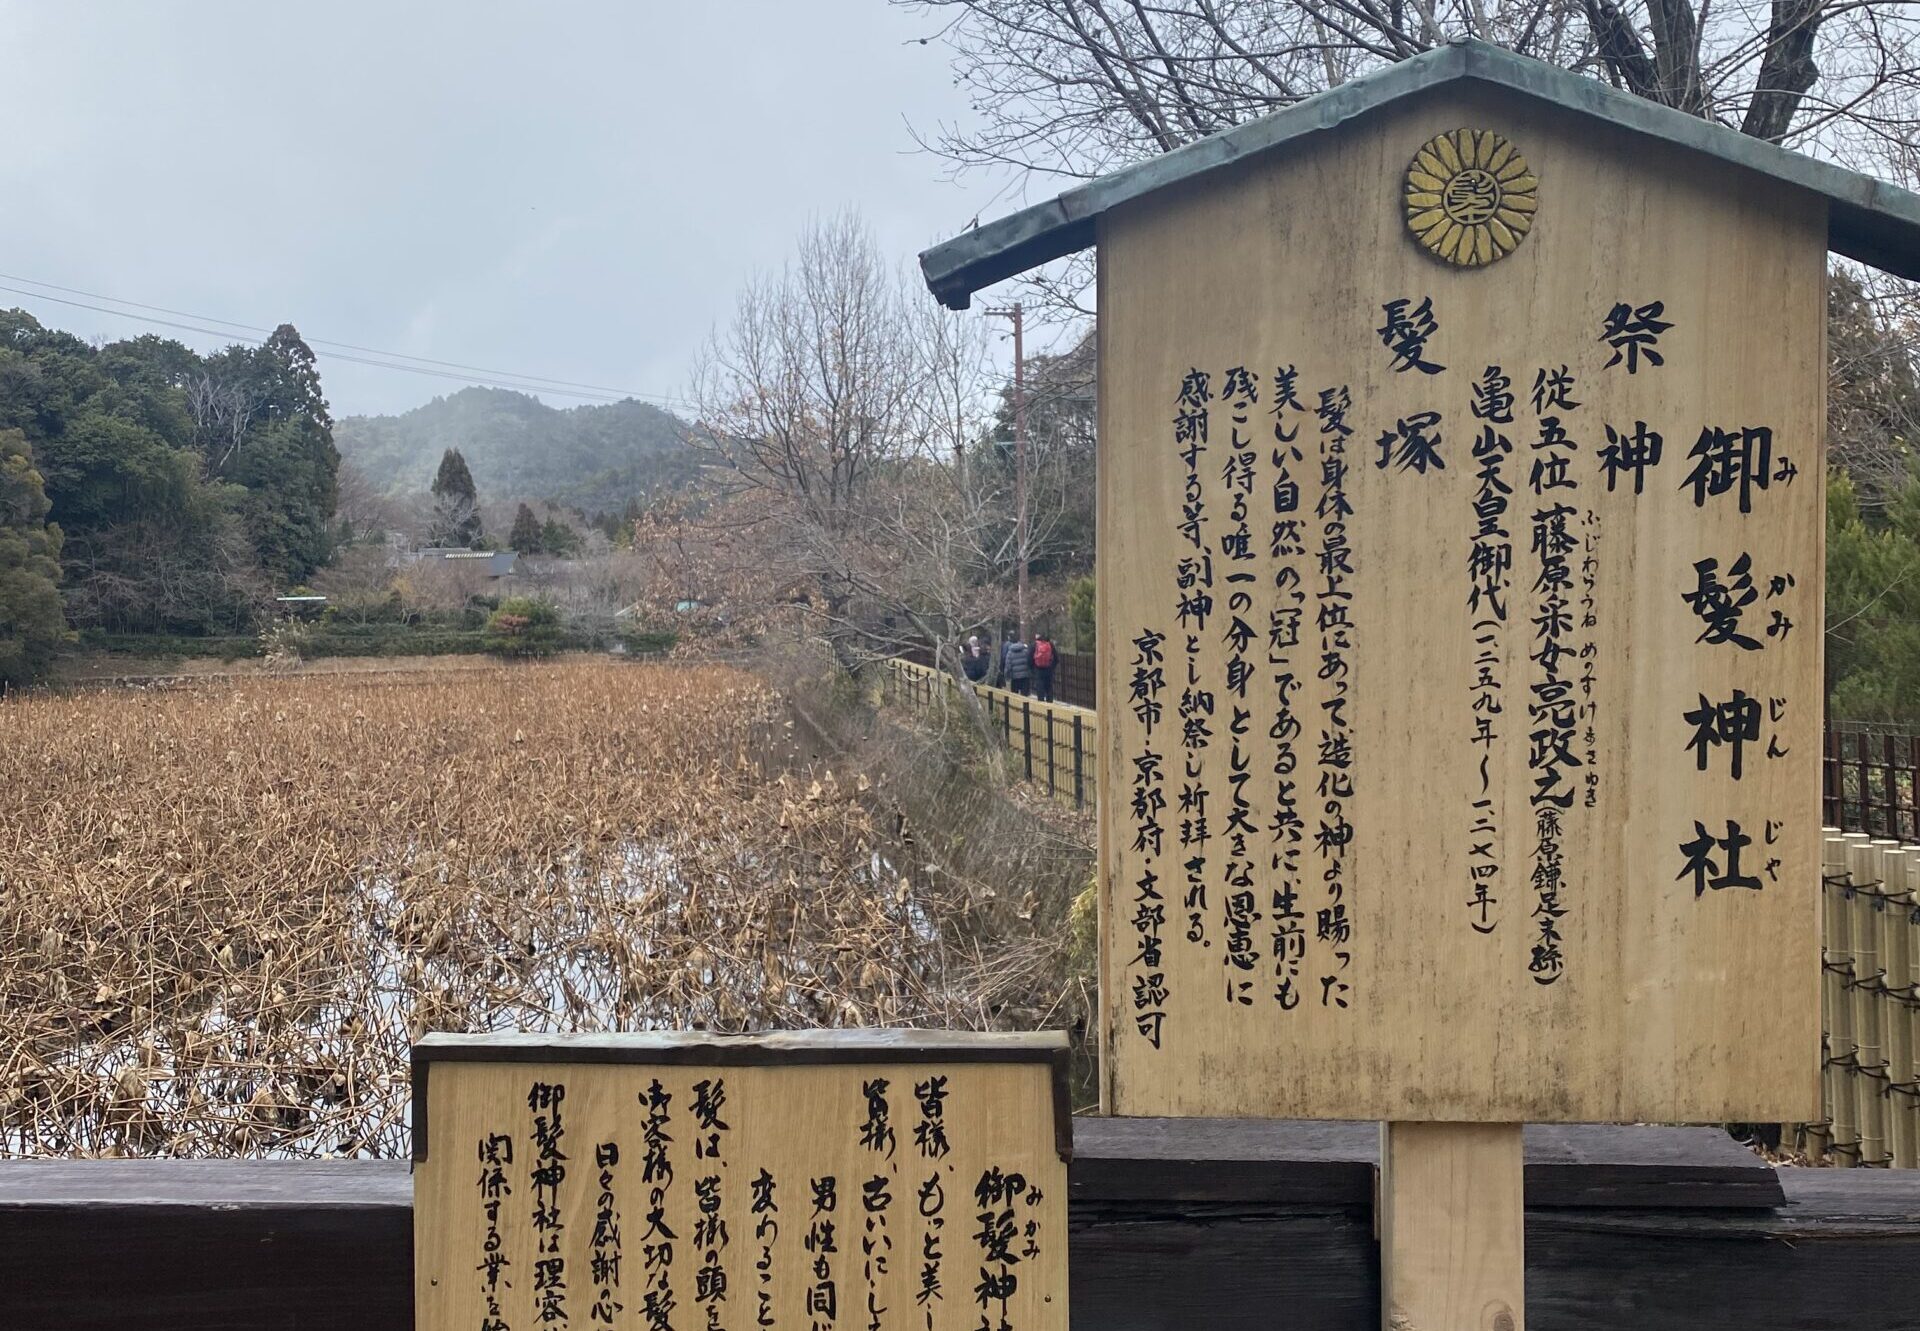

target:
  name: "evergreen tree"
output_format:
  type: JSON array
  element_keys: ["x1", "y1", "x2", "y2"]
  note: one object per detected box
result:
[
  {"x1": 1826, "y1": 469, "x2": 1920, "y2": 723},
  {"x1": 192, "y1": 324, "x2": 339, "y2": 586},
  {"x1": 539, "y1": 516, "x2": 580, "y2": 557},
  {"x1": 0, "y1": 429, "x2": 67, "y2": 686},
  {"x1": 429, "y1": 447, "x2": 482, "y2": 547},
  {"x1": 509, "y1": 502, "x2": 543, "y2": 554}
]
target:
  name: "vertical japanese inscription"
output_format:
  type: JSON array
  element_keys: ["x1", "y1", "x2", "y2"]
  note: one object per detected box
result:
[
  {"x1": 806, "y1": 1175, "x2": 839, "y2": 1331},
  {"x1": 590, "y1": 1140, "x2": 624, "y2": 1327},
  {"x1": 1218, "y1": 367, "x2": 1262, "y2": 1003},
  {"x1": 424, "y1": 1056, "x2": 1064, "y2": 1331},
  {"x1": 1524, "y1": 365, "x2": 1583, "y2": 986},
  {"x1": 1466, "y1": 366, "x2": 1515, "y2": 934},
  {"x1": 913, "y1": 1077, "x2": 950, "y2": 1331},
  {"x1": 641, "y1": 1080, "x2": 677, "y2": 1331},
  {"x1": 1656, "y1": 299, "x2": 1804, "y2": 898},
  {"x1": 478, "y1": 1132, "x2": 515, "y2": 1331},
  {"x1": 529, "y1": 1082, "x2": 569, "y2": 1326},
  {"x1": 1269, "y1": 365, "x2": 1309, "y2": 1010},
  {"x1": 1126, "y1": 627, "x2": 1169, "y2": 1047},
  {"x1": 1314, "y1": 386, "x2": 1356, "y2": 1011},
  {"x1": 752, "y1": 1168, "x2": 780, "y2": 1331},
  {"x1": 1174, "y1": 369, "x2": 1215, "y2": 964},
  {"x1": 695, "y1": 1079, "x2": 732, "y2": 1331},
  {"x1": 971, "y1": 1167, "x2": 1034, "y2": 1331},
  {"x1": 1088, "y1": 122, "x2": 1824, "y2": 1125},
  {"x1": 859, "y1": 1079, "x2": 895, "y2": 1331}
]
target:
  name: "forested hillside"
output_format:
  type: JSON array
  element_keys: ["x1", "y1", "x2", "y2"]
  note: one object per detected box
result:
[
  {"x1": 0, "y1": 309, "x2": 337, "y2": 642},
  {"x1": 335, "y1": 387, "x2": 697, "y2": 513}
]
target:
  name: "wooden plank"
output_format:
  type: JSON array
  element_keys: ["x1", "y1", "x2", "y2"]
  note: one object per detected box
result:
[
  {"x1": 414, "y1": 1032, "x2": 1069, "y2": 1331},
  {"x1": 1095, "y1": 82, "x2": 1826, "y2": 1125},
  {"x1": 4, "y1": 1160, "x2": 1916, "y2": 1331},
  {"x1": 1380, "y1": 1123, "x2": 1526, "y2": 1331},
  {"x1": 0, "y1": 1159, "x2": 414, "y2": 1331},
  {"x1": 0, "y1": 1122, "x2": 1780, "y2": 1217},
  {"x1": 1896, "y1": 852, "x2": 1912, "y2": 1160},
  {"x1": 1848, "y1": 839, "x2": 1890, "y2": 1163},
  {"x1": 1881, "y1": 844, "x2": 1916, "y2": 1166},
  {"x1": 1821, "y1": 830, "x2": 1854, "y2": 1160},
  {"x1": 1066, "y1": 1119, "x2": 1780, "y2": 1208}
]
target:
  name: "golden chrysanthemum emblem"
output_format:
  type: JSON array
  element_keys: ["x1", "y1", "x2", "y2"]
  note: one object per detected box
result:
[{"x1": 1404, "y1": 128, "x2": 1537, "y2": 267}]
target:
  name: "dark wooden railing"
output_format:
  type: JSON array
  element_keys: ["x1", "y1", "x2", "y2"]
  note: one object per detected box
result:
[
  {"x1": 1825, "y1": 722, "x2": 1920, "y2": 841},
  {"x1": 7, "y1": 1119, "x2": 1920, "y2": 1331},
  {"x1": 912, "y1": 646, "x2": 1920, "y2": 841},
  {"x1": 900, "y1": 643, "x2": 1097, "y2": 710},
  {"x1": 885, "y1": 660, "x2": 1097, "y2": 810}
]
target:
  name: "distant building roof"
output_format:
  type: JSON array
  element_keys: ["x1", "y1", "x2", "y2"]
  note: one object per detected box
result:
[
  {"x1": 921, "y1": 39, "x2": 1920, "y2": 309},
  {"x1": 411, "y1": 548, "x2": 518, "y2": 577}
]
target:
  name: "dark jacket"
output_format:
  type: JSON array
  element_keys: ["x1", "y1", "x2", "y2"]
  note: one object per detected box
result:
[{"x1": 1003, "y1": 641, "x2": 1032, "y2": 680}]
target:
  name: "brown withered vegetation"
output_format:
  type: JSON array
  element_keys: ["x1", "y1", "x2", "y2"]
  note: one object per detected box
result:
[{"x1": 0, "y1": 660, "x2": 1078, "y2": 1157}]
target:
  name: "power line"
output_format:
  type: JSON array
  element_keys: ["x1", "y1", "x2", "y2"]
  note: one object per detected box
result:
[
  {"x1": 0, "y1": 270, "x2": 676, "y2": 400},
  {"x1": 0, "y1": 273, "x2": 695, "y2": 409}
]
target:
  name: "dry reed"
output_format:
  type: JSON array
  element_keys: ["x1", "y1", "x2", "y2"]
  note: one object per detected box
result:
[{"x1": 0, "y1": 660, "x2": 1067, "y2": 1158}]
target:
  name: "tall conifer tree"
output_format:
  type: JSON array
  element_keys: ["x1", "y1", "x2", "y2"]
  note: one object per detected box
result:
[{"x1": 429, "y1": 447, "x2": 482, "y2": 547}]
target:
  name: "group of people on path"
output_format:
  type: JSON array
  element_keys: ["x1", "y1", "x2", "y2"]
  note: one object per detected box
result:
[{"x1": 959, "y1": 631, "x2": 1058, "y2": 703}]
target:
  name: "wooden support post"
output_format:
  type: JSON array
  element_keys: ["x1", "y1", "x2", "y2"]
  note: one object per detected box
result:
[
  {"x1": 1379, "y1": 1122, "x2": 1525, "y2": 1331},
  {"x1": 1071, "y1": 715, "x2": 1085, "y2": 811},
  {"x1": 1046, "y1": 709, "x2": 1058, "y2": 798},
  {"x1": 1904, "y1": 851, "x2": 1920, "y2": 1167},
  {"x1": 1883, "y1": 844, "x2": 1917, "y2": 1167},
  {"x1": 1848, "y1": 837, "x2": 1888, "y2": 1166},
  {"x1": 1830, "y1": 834, "x2": 1868, "y2": 1162}
]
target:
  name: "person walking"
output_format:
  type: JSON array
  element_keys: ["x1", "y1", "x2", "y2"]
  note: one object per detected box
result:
[
  {"x1": 961, "y1": 634, "x2": 988, "y2": 683},
  {"x1": 1003, "y1": 635, "x2": 1032, "y2": 696},
  {"x1": 1031, "y1": 631, "x2": 1056, "y2": 703}
]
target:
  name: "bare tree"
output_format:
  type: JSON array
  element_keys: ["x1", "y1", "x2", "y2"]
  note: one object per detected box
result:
[
  {"x1": 901, "y1": 1, "x2": 1919, "y2": 167},
  {"x1": 691, "y1": 215, "x2": 975, "y2": 652},
  {"x1": 690, "y1": 213, "x2": 921, "y2": 539},
  {"x1": 1830, "y1": 266, "x2": 1920, "y2": 512},
  {"x1": 687, "y1": 213, "x2": 1071, "y2": 757},
  {"x1": 186, "y1": 373, "x2": 264, "y2": 476},
  {"x1": 898, "y1": 0, "x2": 1920, "y2": 322},
  {"x1": 332, "y1": 458, "x2": 400, "y2": 543}
]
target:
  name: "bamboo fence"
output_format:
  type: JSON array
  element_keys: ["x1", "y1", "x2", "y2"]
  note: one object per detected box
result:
[
  {"x1": 1799, "y1": 829, "x2": 1920, "y2": 1166},
  {"x1": 886, "y1": 662, "x2": 1920, "y2": 1164}
]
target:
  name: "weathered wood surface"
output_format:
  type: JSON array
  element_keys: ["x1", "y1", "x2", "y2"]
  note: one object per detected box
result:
[
  {"x1": 1069, "y1": 1118, "x2": 1783, "y2": 1207},
  {"x1": 1095, "y1": 80, "x2": 1825, "y2": 1124},
  {"x1": 1380, "y1": 1121, "x2": 1528, "y2": 1331},
  {"x1": 5, "y1": 1122, "x2": 1908, "y2": 1331},
  {"x1": 414, "y1": 1036, "x2": 1069, "y2": 1331}
]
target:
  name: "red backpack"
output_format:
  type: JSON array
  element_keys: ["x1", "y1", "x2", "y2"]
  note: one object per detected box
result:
[{"x1": 1032, "y1": 638, "x2": 1055, "y2": 668}]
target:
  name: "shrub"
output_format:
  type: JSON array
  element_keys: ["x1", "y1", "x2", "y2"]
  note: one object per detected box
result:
[
  {"x1": 484, "y1": 597, "x2": 563, "y2": 658},
  {"x1": 1068, "y1": 576, "x2": 1095, "y2": 652},
  {"x1": 620, "y1": 628, "x2": 679, "y2": 657}
]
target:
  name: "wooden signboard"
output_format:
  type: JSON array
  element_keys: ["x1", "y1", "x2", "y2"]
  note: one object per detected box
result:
[
  {"x1": 414, "y1": 1031, "x2": 1070, "y2": 1331},
  {"x1": 1094, "y1": 82, "x2": 1825, "y2": 1126}
]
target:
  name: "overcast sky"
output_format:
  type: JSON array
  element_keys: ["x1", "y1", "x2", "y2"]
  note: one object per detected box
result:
[{"x1": 0, "y1": 1, "x2": 1017, "y2": 417}]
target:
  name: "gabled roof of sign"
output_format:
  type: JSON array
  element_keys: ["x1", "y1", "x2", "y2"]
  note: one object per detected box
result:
[{"x1": 920, "y1": 38, "x2": 1920, "y2": 308}]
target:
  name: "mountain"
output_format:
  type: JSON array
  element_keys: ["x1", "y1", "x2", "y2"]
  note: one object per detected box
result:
[{"x1": 335, "y1": 387, "x2": 698, "y2": 513}]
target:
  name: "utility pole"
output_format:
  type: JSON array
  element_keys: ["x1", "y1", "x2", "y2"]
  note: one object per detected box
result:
[{"x1": 986, "y1": 302, "x2": 1029, "y2": 641}]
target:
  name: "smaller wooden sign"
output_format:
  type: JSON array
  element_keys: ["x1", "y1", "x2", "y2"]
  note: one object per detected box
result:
[{"x1": 413, "y1": 1031, "x2": 1070, "y2": 1331}]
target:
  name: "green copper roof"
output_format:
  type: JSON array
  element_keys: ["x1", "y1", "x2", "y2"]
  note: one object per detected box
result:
[{"x1": 920, "y1": 38, "x2": 1920, "y2": 308}]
